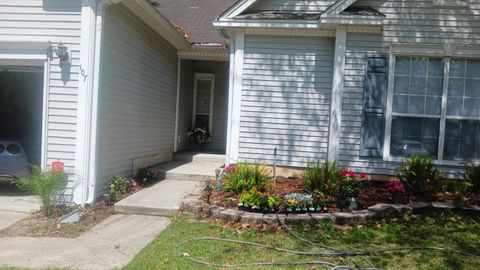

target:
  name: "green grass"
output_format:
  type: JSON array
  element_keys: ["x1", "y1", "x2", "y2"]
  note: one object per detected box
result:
[{"x1": 125, "y1": 213, "x2": 480, "y2": 270}]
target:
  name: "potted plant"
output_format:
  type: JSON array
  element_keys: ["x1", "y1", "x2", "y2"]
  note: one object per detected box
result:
[
  {"x1": 313, "y1": 192, "x2": 328, "y2": 212},
  {"x1": 338, "y1": 169, "x2": 364, "y2": 210},
  {"x1": 285, "y1": 193, "x2": 300, "y2": 213},
  {"x1": 187, "y1": 127, "x2": 211, "y2": 145},
  {"x1": 386, "y1": 179, "x2": 408, "y2": 204}
]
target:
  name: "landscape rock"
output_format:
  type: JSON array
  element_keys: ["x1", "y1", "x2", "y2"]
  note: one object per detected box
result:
[
  {"x1": 368, "y1": 203, "x2": 396, "y2": 218},
  {"x1": 431, "y1": 202, "x2": 454, "y2": 210},
  {"x1": 310, "y1": 213, "x2": 336, "y2": 224},
  {"x1": 219, "y1": 209, "x2": 242, "y2": 222},
  {"x1": 285, "y1": 214, "x2": 312, "y2": 225},
  {"x1": 332, "y1": 212, "x2": 358, "y2": 225},
  {"x1": 58, "y1": 211, "x2": 86, "y2": 224},
  {"x1": 240, "y1": 212, "x2": 263, "y2": 224},
  {"x1": 408, "y1": 202, "x2": 432, "y2": 213}
]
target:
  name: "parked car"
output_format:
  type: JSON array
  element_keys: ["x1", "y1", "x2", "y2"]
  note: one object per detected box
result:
[{"x1": 0, "y1": 141, "x2": 29, "y2": 182}]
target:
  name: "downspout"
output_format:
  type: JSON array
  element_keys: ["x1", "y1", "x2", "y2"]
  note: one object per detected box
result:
[{"x1": 85, "y1": 0, "x2": 123, "y2": 204}]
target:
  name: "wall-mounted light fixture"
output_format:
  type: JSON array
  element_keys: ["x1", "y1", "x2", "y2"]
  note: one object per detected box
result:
[{"x1": 54, "y1": 43, "x2": 71, "y2": 67}]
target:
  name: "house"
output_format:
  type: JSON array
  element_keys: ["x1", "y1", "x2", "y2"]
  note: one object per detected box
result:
[
  {"x1": 216, "y1": 0, "x2": 480, "y2": 175},
  {"x1": 1, "y1": 0, "x2": 479, "y2": 205}
]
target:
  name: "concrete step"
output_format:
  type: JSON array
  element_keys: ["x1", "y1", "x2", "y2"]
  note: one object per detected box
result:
[
  {"x1": 153, "y1": 160, "x2": 223, "y2": 182},
  {"x1": 173, "y1": 151, "x2": 225, "y2": 163},
  {"x1": 114, "y1": 179, "x2": 200, "y2": 217}
]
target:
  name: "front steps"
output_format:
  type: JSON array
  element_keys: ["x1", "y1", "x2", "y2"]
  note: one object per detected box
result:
[{"x1": 114, "y1": 151, "x2": 224, "y2": 217}]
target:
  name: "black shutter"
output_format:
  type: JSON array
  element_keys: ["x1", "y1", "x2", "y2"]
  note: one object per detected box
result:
[{"x1": 360, "y1": 53, "x2": 389, "y2": 158}]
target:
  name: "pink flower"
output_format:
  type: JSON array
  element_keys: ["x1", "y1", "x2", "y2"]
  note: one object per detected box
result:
[
  {"x1": 224, "y1": 165, "x2": 229, "y2": 172},
  {"x1": 131, "y1": 180, "x2": 139, "y2": 188}
]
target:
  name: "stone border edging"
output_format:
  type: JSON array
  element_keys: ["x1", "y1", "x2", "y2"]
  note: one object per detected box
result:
[{"x1": 181, "y1": 195, "x2": 480, "y2": 225}]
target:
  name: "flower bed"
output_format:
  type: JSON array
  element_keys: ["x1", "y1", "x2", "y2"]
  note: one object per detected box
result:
[{"x1": 204, "y1": 157, "x2": 480, "y2": 219}]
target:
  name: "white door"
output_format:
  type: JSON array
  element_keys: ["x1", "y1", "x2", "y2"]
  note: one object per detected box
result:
[{"x1": 192, "y1": 73, "x2": 215, "y2": 131}]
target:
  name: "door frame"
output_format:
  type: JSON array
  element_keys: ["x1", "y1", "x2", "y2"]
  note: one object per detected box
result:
[
  {"x1": 0, "y1": 42, "x2": 50, "y2": 170},
  {"x1": 192, "y1": 73, "x2": 215, "y2": 131}
]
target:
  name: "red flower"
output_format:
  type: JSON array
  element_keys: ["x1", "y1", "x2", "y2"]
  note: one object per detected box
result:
[
  {"x1": 349, "y1": 171, "x2": 356, "y2": 178},
  {"x1": 360, "y1": 173, "x2": 367, "y2": 179},
  {"x1": 341, "y1": 169, "x2": 349, "y2": 177}
]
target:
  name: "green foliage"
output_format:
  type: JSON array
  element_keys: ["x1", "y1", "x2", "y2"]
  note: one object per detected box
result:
[
  {"x1": 15, "y1": 166, "x2": 68, "y2": 216},
  {"x1": 462, "y1": 160, "x2": 480, "y2": 196},
  {"x1": 397, "y1": 155, "x2": 443, "y2": 200},
  {"x1": 238, "y1": 188, "x2": 279, "y2": 210},
  {"x1": 223, "y1": 161, "x2": 271, "y2": 194},
  {"x1": 302, "y1": 158, "x2": 342, "y2": 195},
  {"x1": 109, "y1": 175, "x2": 136, "y2": 203},
  {"x1": 134, "y1": 167, "x2": 158, "y2": 186}
]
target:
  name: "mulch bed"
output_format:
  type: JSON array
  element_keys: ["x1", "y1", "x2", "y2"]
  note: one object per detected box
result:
[
  {"x1": 0, "y1": 199, "x2": 114, "y2": 238},
  {"x1": 206, "y1": 177, "x2": 461, "y2": 214}
]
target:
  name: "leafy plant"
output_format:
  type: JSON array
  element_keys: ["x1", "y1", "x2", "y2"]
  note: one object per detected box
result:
[
  {"x1": 462, "y1": 160, "x2": 480, "y2": 196},
  {"x1": 312, "y1": 192, "x2": 328, "y2": 209},
  {"x1": 16, "y1": 166, "x2": 68, "y2": 216},
  {"x1": 238, "y1": 188, "x2": 279, "y2": 211},
  {"x1": 109, "y1": 175, "x2": 138, "y2": 203},
  {"x1": 396, "y1": 155, "x2": 443, "y2": 200},
  {"x1": 223, "y1": 161, "x2": 271, "y2": 194},
  {"x1": 284, "y1": 193, "x2": 313, "y2": 210},
  {"x1": 338, "y1": 169, "x2": 364, "y2": 198},
  {"x1": 302, "y1": 158, "x2": 342, "y2": 196},
  {"x1": 135, "y1": 168, "x2": 158, "y2": 186},
  {"x1": 386, "y1": 179, "x2": 406, "y2": 193}
]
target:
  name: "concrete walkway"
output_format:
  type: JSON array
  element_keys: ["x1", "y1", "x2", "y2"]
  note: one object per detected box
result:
[
  {"x1": 115, "y1": 179, "x2": 201, "y2": 216},
  {"x1": 0, "y1": 214, "x2": 170, "y2": 270},
  {"x1": 0, "y1": 184, "x2": 41, "y2": 230}
]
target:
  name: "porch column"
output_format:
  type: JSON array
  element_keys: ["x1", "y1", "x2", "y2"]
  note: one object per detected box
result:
[
  {"x1": 327, "y1": 26, "x2": 347, "y2": 161},
  {"x1": 227, "y1": 30, "x2": 245, "y2": 164}
]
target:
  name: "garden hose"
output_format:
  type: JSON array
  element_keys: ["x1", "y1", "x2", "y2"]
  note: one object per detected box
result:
[{"x1": 176, "y1": 213, "x2": 480, "y2": 269}]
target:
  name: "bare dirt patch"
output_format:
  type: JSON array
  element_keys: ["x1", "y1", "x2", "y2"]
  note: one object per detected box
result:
[{"x1": 0, "y1": 200, "x2": 113, "y2": 238}]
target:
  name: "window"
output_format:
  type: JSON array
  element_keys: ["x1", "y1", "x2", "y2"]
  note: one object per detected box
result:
[{"x1": 389, "y1": 56, "x2": 480, "y2": 161}]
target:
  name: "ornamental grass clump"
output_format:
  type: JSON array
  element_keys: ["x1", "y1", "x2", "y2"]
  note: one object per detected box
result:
[
  {"x1": 302, "y1": 158, "x2": 342, "y2": 196},
  {"x1": 223, "y1": 161, "x2": 271, "y2": 194},
  {"x1": 396, "y1": 155, "x2": 443, "y2": 201},
  {"x1": 462, "y1": 160, "x2": 480, "y2": 197},
  {"x1": 16, "y1": 166, "x2": 68, "y2": 216}
]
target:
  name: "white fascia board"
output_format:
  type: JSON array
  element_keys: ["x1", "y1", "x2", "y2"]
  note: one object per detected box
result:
[
  {"x1": 324, "y1": 0, "x2": 358, "y2": 15},
  {"x1": 218, "y1": 0, "x2": 259, "y2": 20},
  {"x1": 213, "y1": 20, "x2": 321, "y2": 29},
  {"x1": 125, "y1": 0, "x2": 190, "y2": 50},
  {"x1": 321, "y1": 16, "x2": 384, "y2": 25}
]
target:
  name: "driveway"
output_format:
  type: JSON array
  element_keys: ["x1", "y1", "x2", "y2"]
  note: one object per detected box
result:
[{"x1": 0, "y1": 183, "x2": 40, "y2": 230}]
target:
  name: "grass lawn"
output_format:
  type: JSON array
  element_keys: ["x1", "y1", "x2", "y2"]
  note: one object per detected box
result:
[{"x1": 125, "y1": 213, "x2": 480, "y2": 270}]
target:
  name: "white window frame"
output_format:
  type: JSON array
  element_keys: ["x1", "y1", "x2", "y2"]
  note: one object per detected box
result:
[
  {"x1": 192, "y1": 73, "x2": 215, "y2": 132},
  {"x1": 384, "y1": 49, "x2": 480, "y2": 165}
]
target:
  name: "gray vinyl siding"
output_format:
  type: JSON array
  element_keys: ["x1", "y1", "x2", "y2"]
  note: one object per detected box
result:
[
  {"x1": 194, "y1": 61, "x2": 229, "y2": 152},
  {"x1": 239, "y1": 35, "x2": 335, "y2": 167},
  {"x1": 340, "y1": 0, "x2": 480, "y2": 175},
  {"x1": 177, "y1": 60, "x2": 195, "y2": 152},
  {"x1": 248, "y1": 0, "x2": 336, "y2": 12},
  {"x1": 0, "y1": 0, "x2": 82, "y2": 172},
  {"x1": 97, "y1": 4, "x2": 178, "y2": 194}
]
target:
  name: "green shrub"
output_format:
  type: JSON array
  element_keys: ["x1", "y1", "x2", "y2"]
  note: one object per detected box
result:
[
  {"x1": 109, "y1": 175, "x2": 137, "y2": 203},
  {"x1": 302, "y1": 158, "x2": 342, "y2": 195},
  {"x1": 396, "y1": 155, "x2": 443, "y2": 200},
  {"x1": 16, "y1": 166, "x2": 68, "y2": 216},
  {"x1": 135, "y1": 168, "x2": 158, "y2": 186},
  {"x1": 462, "y1": 160, "x2": 480, "y2": 196},
  {"x1": 223, "y1": 161, "x2": 271, "y2": 194}
]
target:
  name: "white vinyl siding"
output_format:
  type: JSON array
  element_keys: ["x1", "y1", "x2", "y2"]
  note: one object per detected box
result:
[
  {"x1": 0, "y1": 0, "x2": 81, "y2": 172},
  {"x1": 96, "y1": 4, "x2": 178, "y2": 194},
  {"x1": 238, "y1": 35, "x2": 334, "y2": 167},
  {"x1": 248, "y1": 0, "x2": 336, "y2": 12},
  {"x1": 340, "y1": 0, "x2": 480, "y2": 174}
]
